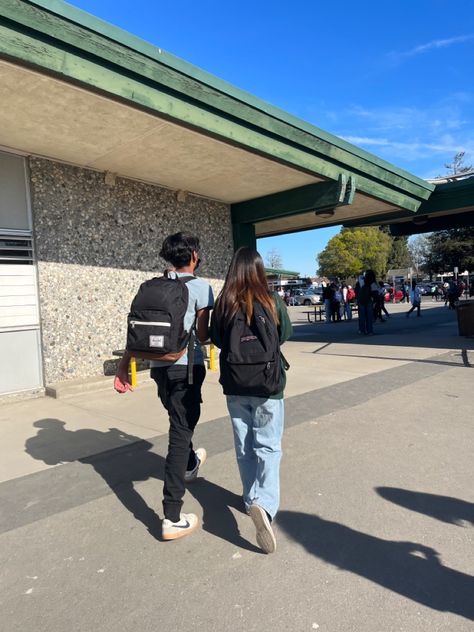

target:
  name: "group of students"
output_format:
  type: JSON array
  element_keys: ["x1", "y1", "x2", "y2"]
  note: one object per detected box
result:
[
  {"x1": 355, "y1": 270, "x2": 426, "y2": 333},
  {"x1": 321, "y1": 283, "x2": 356, "y2": 322},
  {"x1": 114, "y1": 232, "x2": 292, "y2": 553}
]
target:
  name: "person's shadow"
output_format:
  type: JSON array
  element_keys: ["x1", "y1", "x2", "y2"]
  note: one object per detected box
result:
[
  {"x1": 25, "y1": 419, "x2": 259, "y2": 551},
  {"x1": 376, "y1": 487, "x2": 474, "y2": 527},
  {"x1": 277, "y1": 510, "x2": 474, "y2": 621}
]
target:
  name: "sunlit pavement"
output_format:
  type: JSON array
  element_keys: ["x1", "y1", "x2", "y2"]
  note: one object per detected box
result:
[{"x1": 1, "y1": 301, "x2": 473, "y2": 631}]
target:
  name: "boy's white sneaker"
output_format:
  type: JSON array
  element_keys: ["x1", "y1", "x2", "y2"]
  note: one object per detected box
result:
[
  {"x1": 185, "y1": 448, "x2": 207, "y2": 483},
  {"x1": 162, "y1": 513, "x2": 199, "y2": 541}
]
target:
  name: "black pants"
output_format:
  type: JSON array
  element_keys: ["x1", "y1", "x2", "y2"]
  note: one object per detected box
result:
[
  {"x1": 151, "y1": 364, "x2": 206, "y2": 522},
  {"x1": 407, "y1": 302, "x2": 421, "y2": 316}
]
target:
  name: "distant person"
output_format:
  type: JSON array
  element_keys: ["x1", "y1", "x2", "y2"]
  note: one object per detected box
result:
[
  {"x1": 332, "y1": 284, "x2": 342, "y2": 322},
  {"x1": 322, "y1": 283, "x2": 334, "y2": 324},
  {"x1": 403, "y1": 281, "x2": 410, "y2": 304},
  {"x1": 342, "y1": 283, "x2": 353, "y2": 321},
  {"x1": 375, "y1": 281, "x2": 390, "y2": 321},
  {"x1": 443, "y1": 282, "x2": 450, "y2": 306},
  {"x1": 447, "y1": 280, "x2": 459, "y2": 310},
  {"x1": 406, "y1": 280, "x2": 421, "y2": 317},
  {"x1": 210, "y1": 247, "x2": 292, "y2": 553},
  {"x1": 358, "y1": 270, "x2": 378, "y2": 335}
]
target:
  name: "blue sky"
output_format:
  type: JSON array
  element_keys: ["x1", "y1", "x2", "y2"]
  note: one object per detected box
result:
[{"x1": 69, "y1": 0, "x2": 474, "y2": 276}]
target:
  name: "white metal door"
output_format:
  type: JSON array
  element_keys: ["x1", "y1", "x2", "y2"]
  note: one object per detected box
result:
[{"x1": 0, "y1": 152, "x2": 43, "y2": 395}]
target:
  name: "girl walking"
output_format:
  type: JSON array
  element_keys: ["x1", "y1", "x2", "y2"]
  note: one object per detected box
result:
[{"x1": 210, "y1": 247, "x2": 292, "y2": 553}]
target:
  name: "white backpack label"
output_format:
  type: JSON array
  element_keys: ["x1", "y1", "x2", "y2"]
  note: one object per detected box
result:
[{"x1": 149, "y1": 335, "x2": 165, "y2": 348}]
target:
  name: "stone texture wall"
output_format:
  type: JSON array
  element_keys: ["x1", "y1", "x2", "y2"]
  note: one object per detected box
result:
[{"x1": 29, "y1": 158, "x2": 233, "y2": 384}]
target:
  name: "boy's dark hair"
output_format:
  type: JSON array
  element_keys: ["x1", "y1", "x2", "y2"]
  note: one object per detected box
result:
[{"x1": 159, "y1": 232, "x2": 200, "y2": 268}]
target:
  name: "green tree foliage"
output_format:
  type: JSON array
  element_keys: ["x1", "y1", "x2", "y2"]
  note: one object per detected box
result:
[
  {"x1": 388, "y1": 236, "x2": 411, "y2": 268},
  {"x1": 426, "y1": 227, "x2": 474, "y2": 272},
  {"x1": 317, "y1": 227, "x2": 392, "y2": 278}
]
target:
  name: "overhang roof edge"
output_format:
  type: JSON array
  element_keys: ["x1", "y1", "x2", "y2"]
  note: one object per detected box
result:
[{"x1": 22, "y1": 0, "x2": 433, "y2": 194}]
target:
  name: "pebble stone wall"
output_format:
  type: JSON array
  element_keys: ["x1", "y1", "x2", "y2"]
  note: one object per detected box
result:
[{"x1": 29, "y1": 158, "x2": 233, "y2": 385}]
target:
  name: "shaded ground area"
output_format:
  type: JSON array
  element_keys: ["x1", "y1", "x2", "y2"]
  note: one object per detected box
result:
[{"x1": 0, "y1": 302, "x2": 473, "y2": 631}]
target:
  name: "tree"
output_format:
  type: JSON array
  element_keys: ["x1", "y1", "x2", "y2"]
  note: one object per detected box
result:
[
  {"x1": 265, "y1": 248, "x2": 283, "y2": 269},
  {"x1": 388, "y1": 236, "x2": 411, "y2": 269},
  {"x1": 317, "y1": 227, "x2": 392, "y2": 279},
  {"x1": 408, "y1": 235, "x2": 430, "y2": 277},
  {"x1": 443, "y1": 151, "x2": 473, "y2": 176},
  {"x1": 426, "y1": 228, "x2": 474, "y2": 273}
]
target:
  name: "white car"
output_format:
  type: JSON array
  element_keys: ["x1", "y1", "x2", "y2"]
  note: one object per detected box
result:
[{"x1": 293, "y1": 289, "x2": 322, "y2": 306}]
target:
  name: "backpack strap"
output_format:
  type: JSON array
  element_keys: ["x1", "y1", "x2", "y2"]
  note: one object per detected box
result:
[
  {"x1": 187, "y1": 316, "x2": 197, "y2": 385},
  {"x1": 280, "y1": 351, "x2": 290, "y2": 371},
  {"x1": 175, "y1": 275, "x2": 198, "y2": 385}
]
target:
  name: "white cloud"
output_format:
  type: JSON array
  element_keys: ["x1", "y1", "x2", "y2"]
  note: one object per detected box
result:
[
  {"x1": 341, "y1": 135, "x2": 474, "y2": 162},
  {"x1": 389, "y1": 34, "x2": 474, "y2": 62}
]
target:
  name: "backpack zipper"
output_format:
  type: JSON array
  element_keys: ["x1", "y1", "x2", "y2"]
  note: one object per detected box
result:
[{"x1": 130, "y1": 320, "x2": 171, "y2": 328}]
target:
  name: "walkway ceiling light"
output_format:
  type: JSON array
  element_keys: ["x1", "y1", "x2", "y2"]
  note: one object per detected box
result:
[
  {"x1": 314, "y1": 207, "x2": 336, "y2": 218},
  {"x1": 412, "y1": 215, "x2": 429, "y2": 226}
]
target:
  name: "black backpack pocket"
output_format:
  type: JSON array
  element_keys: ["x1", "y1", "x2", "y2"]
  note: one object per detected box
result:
[
  {"x1": 222, "y1": 352, "x2": 282, "y2": 397},
  {"x1": 127, "y1": 310, "x2": 172, "y2": 354}
]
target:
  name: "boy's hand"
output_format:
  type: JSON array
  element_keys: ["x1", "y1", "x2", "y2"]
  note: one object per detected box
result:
[
  {"x1": 114, "y1": 356, "x2": 133, "y2": 394},
  {"x1": 114, "y1": 372, "x2": 133, "y2": 393}
]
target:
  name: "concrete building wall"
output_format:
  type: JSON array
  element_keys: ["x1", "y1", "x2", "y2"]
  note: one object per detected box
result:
[{"x1": 29, "y1": 158, "x2": 233, "y2": 385}]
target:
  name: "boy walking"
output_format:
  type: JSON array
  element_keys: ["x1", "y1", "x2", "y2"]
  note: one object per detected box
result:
[{"x1": 114, "y1": 233, "x2": 214, "y2": 540}]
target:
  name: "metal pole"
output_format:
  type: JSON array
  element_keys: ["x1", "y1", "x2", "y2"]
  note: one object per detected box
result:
[
  {"x1": 130, "y1": 356, "x2": 137, "y2": 388},
  {"x1": 209, "y1": 343, "x2": 216, "y2": 371}
]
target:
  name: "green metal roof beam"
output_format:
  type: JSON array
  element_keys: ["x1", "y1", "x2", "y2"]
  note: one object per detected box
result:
[
  {"x1": 265, "y1": 268, "x2": 300, "y2": 276},
  {"x1": 389, "y1": 211, "x2": 474, "y2": 236},
  {"x1": 20, "y1": 0, "x2": 432, "y2": 195},
  {"x1": 0, "y1": 21, "x2": 424, "y2": 212},
  {"x1": 417, "y1": 177, "x2": 474, "y2": 215},
  {"x1": 0, "y1": 0, "x2": 433, "y2": 207},
  {"x1": 232, "y1": 175, "x2": 350, "y2": 224}
]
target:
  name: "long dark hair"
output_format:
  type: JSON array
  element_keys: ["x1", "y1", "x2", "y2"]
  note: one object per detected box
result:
[{"x1": 214, "y1": 247, "x2": 278, "y2": 326}]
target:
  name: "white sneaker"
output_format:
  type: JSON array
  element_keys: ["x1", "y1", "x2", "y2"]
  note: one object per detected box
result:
[
  {"x1": 162, "y1": 513, "x2": 199, "y2": 541},
  {"x1": 249, "y1": 504, "x2": 276, "y2": 554},
  {"x1": 185, "y1": 448, "x2": 207, "y2": 483}
]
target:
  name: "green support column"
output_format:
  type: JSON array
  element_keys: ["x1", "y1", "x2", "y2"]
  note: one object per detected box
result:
[{"x1": 232, "y1": 223, "x2": 256, "y2": 250}]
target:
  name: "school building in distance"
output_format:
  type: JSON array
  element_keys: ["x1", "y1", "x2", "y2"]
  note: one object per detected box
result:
[{"x1": 1, "y1": 0, "x2": 472, "y2": 398}]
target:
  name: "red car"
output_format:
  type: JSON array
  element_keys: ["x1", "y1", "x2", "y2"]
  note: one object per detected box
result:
[{"x1": 384, "y1": 287, "x2": 404, "y2": 302}]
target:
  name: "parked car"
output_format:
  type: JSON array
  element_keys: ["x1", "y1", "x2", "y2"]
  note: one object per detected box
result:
[
  {"x1": 293, "y1": 289, "x2": 322, "y2": 306},
  {"x1": 417, "y1": 283, "x2": 433, "y2": 295}
]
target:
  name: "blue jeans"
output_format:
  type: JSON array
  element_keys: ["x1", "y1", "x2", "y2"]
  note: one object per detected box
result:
[
  {"x1": 226, "y1": 396, "x2": 284, "y2": 519},
  {"x1": 358, "y1": 301, "x2": 374, "y2": 334}
]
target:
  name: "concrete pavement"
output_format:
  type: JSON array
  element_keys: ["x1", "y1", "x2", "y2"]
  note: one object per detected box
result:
[{"x1": 1, "y1": 301, "x2": 473, "y2": 631}]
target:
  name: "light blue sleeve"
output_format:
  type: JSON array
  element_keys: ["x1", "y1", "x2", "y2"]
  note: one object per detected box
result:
[{"x1": 193, "y1": 279, "x2": 214, "y2": 310}]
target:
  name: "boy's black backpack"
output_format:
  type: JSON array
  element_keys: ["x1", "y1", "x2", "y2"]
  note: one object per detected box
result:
[
  {"x1": 219, "y1": 301, "x2": 289, "y2": 397},
  {"x1": 126, "y1": 275, "x2": 195, "y2": 362}
]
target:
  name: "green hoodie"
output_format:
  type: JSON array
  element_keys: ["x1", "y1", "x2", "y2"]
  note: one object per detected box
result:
[{"x1": 209, "y1": 293, "x2": 293, "y2": 399}]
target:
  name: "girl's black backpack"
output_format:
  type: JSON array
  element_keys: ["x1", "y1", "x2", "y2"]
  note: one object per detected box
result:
[{"x1": 219, "y1": 302, "x2": 289, "y2": 397}]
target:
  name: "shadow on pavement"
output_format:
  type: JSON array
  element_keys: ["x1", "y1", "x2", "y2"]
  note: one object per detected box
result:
[
  {"x1": 277, "y1": 511, "x2": 474, "y2": 621},
  {"x1": 24, "y1": 419, "x2": 258, "y2": 552},
  {"x1": 376, "y1": 487, "x2": 474, "y2": 527}
]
